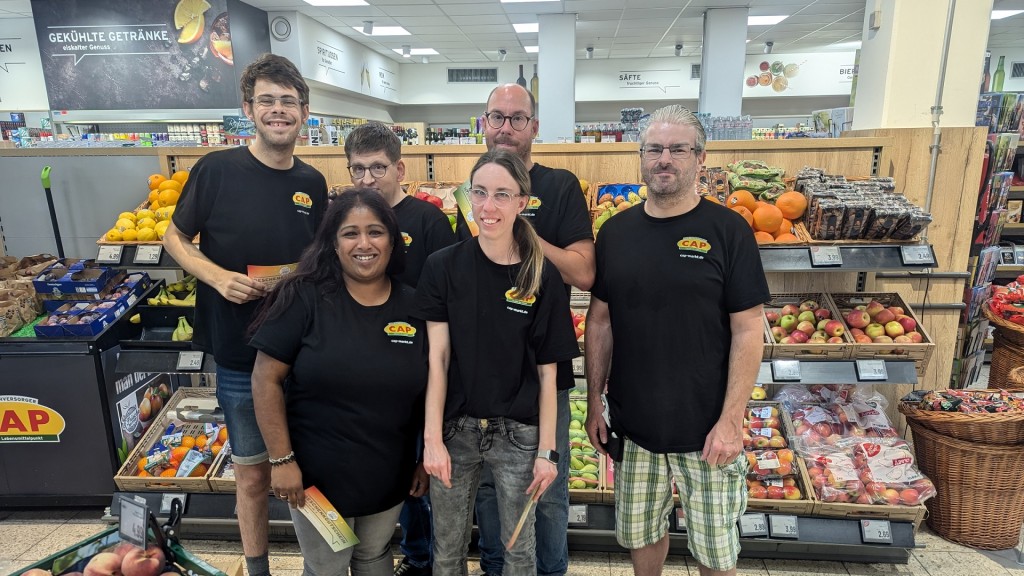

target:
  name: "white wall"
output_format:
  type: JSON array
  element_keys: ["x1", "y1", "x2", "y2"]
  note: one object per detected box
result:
[{"x1": 0, "y1": 18, "x2": 49, "y2": 111}]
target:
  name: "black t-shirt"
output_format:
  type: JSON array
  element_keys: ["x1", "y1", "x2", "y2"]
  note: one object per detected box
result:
[
  {"x1": 394, "y1": 195, "x2": 456, "y2": 288},
  {"x1": 413, "y1": 239, "x2": 580, "y2": 425},
  {"x1": 172, "y1": 147, "x2": 327, "y2": 371},
  {"x1": 591, "y1": 200, "x2": 770, "y2": 454},
  {"x1": 249, "y1": 280, "x2": 427, "y2": 517},
  {"x1": 456, "y1": 163, "x2": 592, "y2": 390}
]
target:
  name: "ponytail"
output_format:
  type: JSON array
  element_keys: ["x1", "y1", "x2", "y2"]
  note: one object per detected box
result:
[{"x1": 511, "y1": 215, "x2": 544, "y2": 300}]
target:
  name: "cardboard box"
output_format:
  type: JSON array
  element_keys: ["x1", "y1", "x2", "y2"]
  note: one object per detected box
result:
[
  {"x1": 1007, "y1": 200, "x2": 1022, "y2": 224},
  {"x1": 33, "y1": 259, "x2": 114, "y2": 298}
]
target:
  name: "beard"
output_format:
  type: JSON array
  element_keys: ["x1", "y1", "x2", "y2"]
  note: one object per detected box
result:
[
  {"x1": 487, "y1": 134, "x2": 530, "y2": 161},
  {"x1": 642, "y1": 164, "x2": 695, "y2": 198}
]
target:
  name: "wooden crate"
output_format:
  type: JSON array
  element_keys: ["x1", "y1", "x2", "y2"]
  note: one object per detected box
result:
[
  {"x1": 207, "y1": 441, "x2": 235, "y2": 493},
  {"x1": 763, "y1": 292, "x2": 854, "y2": 360},
  {"x1": 743, "y1": 401, "x2": 817, "y2": 515},
  {"x1": 812, "y1": 501, "x2": 927, "y2": 530},
  {"x1": 113, "y1": 387, "x2": 216, "y2": 492},
  {"x1": 827, "y1": 292, "x2": 935, "y2": 377}
]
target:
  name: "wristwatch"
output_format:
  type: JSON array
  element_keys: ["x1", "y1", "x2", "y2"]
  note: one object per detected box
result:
[{"x1": 537, "y1": 449, "x2": 560, "y2": 464}]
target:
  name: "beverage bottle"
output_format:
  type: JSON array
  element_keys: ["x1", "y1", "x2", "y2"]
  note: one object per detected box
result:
[
  {"x1": 517, "y1": 65, "x2": 527, "y2": 88},
  {"x1": 530, "y1": 64, "x2": 539, "y2": 104},
  {"x1": 993, "y1": 56, "x2": 1005, "y2": 92},
  {"x1": 982, "y1": 51, "x2": 992, "y2": 93}
]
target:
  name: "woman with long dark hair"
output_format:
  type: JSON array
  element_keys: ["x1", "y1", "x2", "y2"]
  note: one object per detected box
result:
[
  {"x1": 414, "y1": 149, "x2": 580, "y2": 576},
  {"x1": 250, "y1": 188, "x2": 427, "y2": 576}
]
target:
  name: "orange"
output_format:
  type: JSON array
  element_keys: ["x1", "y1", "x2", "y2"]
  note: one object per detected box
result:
[
  {"x1": 775, "y1": 191, "x2": 808, "y2": 220},
  {"x1": 170, "y1": 446, "x2": 191, "y2": 465},
  {"x1": 211, "y1": 443, "x2": 223, "y2": 457},
  {"x1": 752, "y1": 204, "x2": 784, "y2": 234},
  {"x1": 188, "y1": 464, "x2": 209, "y2": 478},
  {"x1": 217, "y1": 426, "x2": 229, "y2": 444},
  {"x1": 195, "y1": 434, "x2": 209, "y2": 450},
  {"x1": 138, "y1": 469, "x2": 152, "y2": 477},
  {"x1": 702, "y1": 195, "x2": 721, "y2": 205},
  {"x1": 160, "y1": 468, "x2": 178, "y2": 477},
  {"x1": 774, "y1": 233, "x2": 800, "y2": 243},
  {"x1": 731, "y1": 206, "x2": 753, "y2": 227},
  {"x1": 137, "y1": 457, "x2": 148, "y2": 472},
  {"x1": 774, "y1": 218, "x2": 794, "y2": 238},
  {"x1": 171, "y1": 170, "x2": 190, "y2": 185},
  {"x1": 150, "y1": 200, "x2": 161, "y2": 211},
  {"x1": 148, "y1": 189, "x2": 160, "y2": 204},
  {"x1": 726, "y1": 190, "x2": 757, "y2": 212},
  {"x1": 158, "y1": 188, "x2": 181, "y2": 206},
  {"x1": 180, "y1": 436, "x2": 196, "y2": 449},
  {"x1": 754, "y1": 200, "x2": 770, "y2": 212},
  {"x1": 148, "y1": 174, "x2": 167, "y2": 190},
  {"x1": 754, "y1": 231, "x2": 775, "y2": 244},
  {"x1": 158, "y1": 179, "x2": 183, "y2": 193}
]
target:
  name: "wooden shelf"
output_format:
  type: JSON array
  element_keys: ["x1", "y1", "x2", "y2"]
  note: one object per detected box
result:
[{"x1": 1002, "y1": 223, "x2": 1024, "y2": 234}]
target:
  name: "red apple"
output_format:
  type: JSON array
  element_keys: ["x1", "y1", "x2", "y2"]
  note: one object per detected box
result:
[
  {"x1": 796, "y1": 320, "x2": 816, "y2": 336},
  {"x1": 789, "y1": 330, "x2": 809, "y2": 343},
  {"x1": 742, "y1": 432, "x2": 753, "y2": 448},
  {"x1": 572, "y1": 312, "x2": 585, "y2": 327},
  {"x1": 766, "y1": 486, "x2": 785, "y2": 500},
  {"x1": 768, "y1": 436, "x2": 786, "y2": 448},
  {"x1": 753, "y1": 436, "x2": 771, "y2": 449},
  {"x1": 887, "y1": 306, "x2": 904, "y2": 316},
  {"x1": 874, "y1": 309, "x2": 896, "y2": 325},
  {"x1": 899, "y1": 488, "x2": 921, "y2": 505},
  {"x1": 882, "y1": 488, "x2": 901, "y2": 506},
  {"x1": 765, "y1": 311, "x2": 780, "y2": 325},
  {"x1": 893, "y1": 335, "x2": 912, "y2": 343},
  {"x1": 749, "y1": 484, "x2": 768, "y2": 499},
  {"x1": 864, "y1": 323, "x2": 886, "y2": 338},
  {"x1": 799, "y1": 300, "x2": 819, "y2": 312},
  {"x1": 121, "y1": 546, "x2": 166, "y2": 576},
  {"x1": 780, "y1": 336, "x2": 797, "y2": 344},
  {"x1": 827, "y1": 336, "x2": 844, "y2": 344},
  {"x1": 779, "y1": 314, "x2": 798, "y2": 332},
  {"x1": 84, "y1": 553, "x2": 124, "y2": 576},
  {"x1": 813, "y1": 422, "x2": 833, "y2": 437},
  {"x1": 798, "y1": 310, "x2": 816, "y2": 324},
  {"x1": 906, "y1": 331, "x2": 924, "y2": 343},
  {"x1": 856, "y1": 492, "x2": 873, "y2": 504},
  {"x1": 884, "y1": 320, "x2": 904, "y2": 338},
  {"x1": 872, "y1": 335, "x2": 894, "y2": 344},
  {"x1": 845, "y1": 310, "x2": 870, "y2": 329},
  {"x1": 814, "y1": 308, "x2": 831, "y2": 321},
  {"x1": 854, "y1": 334, "x2": 873, "y2": 343},
  {"x1": 897, "y1": 316, "x2": 917, "y2": 333},
  {"x1": 783, "y1": 485, "x2": 802, "y2": 500},
  {"x1": 824, "y1": 319, "x2": 845, "y2": 337},
  {"x1": 849, "y1": 327, "x2": 864, "y2": 337},
  {"x1": 865, "y1": 300, "x2": 886, "y2": 318},
  {"x1": 770, "y1": 326, "x2": 786, "y2": 342},
  {"x1": 781, "y1": 304, "x2": 800, "y2": 317},
  {"x1": 782, "y1": 476, "x2": 797, "y2": 487}
]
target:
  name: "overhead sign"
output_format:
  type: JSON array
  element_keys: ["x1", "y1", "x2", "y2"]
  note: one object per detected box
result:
[
  {"x1": 742, "y1": 52, "x2": 857, "y2": 97},
  {"x1": 0, "y1": 395, "x2": 67, "y2": 443},
  {"x1": 616, "y1": 69, "x2": 683, "y2": 94},
  {"x1": 0, "y1": 19, "x2": 50, "y2": 110}
]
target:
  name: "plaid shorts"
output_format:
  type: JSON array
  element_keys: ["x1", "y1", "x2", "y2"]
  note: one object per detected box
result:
[{"x1": 613, "y1": 437, "x2": 747, "y2": 571}]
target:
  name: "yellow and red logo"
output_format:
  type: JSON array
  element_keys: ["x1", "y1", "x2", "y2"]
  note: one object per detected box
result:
[
  {"x1": 0, "y1": 396, "x2": 66, "y2": 443},
  {"x1": 402, "y1": 232, "x2": 413, "y2": 247},
  {"x1": 527, "y1": 196, "x2": 542, "y2": 209},
  {"x1": 504, "y1": 288, "x2": 537, "y2": 307},
  {"x1": 384, "y1": 321, "x2": 417, "y2": 338},
  {"x1": 677, "y1": 236, "x2": 711, "y2": 253},
  {"x1": 293, "y1": 192, "x2": 313, "y2": 209}
]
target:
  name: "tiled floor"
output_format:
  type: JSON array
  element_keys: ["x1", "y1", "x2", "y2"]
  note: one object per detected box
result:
[{"x1": 1, "y1": 508, "x2": 1021, "y2": 576}]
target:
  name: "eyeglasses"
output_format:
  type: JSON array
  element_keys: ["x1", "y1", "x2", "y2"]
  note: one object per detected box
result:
[
  {"x1": 640, "y1": 145, "x2": 699, "y2": 161},
  {"x1": 483, "y1": 111, "x2": 533, "y2": 132},
  {"x1": 468, "y1": 188, "x2": 521, "y2": 207},
  {"x1": 250, "y1": 95, "x2": 304, "y2": 109},
  {"x1": 348, "y1": 163, "x2": 391, "y2": 179}
]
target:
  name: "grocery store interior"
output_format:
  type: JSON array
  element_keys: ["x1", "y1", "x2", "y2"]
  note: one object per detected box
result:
[{"x1": 2, "y1": 0, "x2": 1024, "y2": 574}]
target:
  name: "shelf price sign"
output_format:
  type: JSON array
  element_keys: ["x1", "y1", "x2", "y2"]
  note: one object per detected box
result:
[
  {"x1": 568, "y1": 504, "x2": 588, "y2": 527},
  {"x1": 769, "y1": 514, "x2": 799, "y2": 539},
  {"x1": 860, "y1": 519, "x2": 893, "y2": 544},
  {"x1": 96, "y1": 245, "x2": 124, "y2": 265},
  {"x1": 673, "y1": 508, "x2": 687, "y2": 533},
  {"x1": 738, "y1": 512, "x2": 768, "y2": 537},
  {"x1": 771, "y1": 360, "x2": 801, "y2": 382},
  {"x1": 134, "y1": 245, "x2": 164, "y2": 265},
  {"x1": 160, "y1": 493, "x2": 186, "y2": 514},
  {"x1": 809, "y1": 246, "x2": 843, "y2": 267},
  {"x1": 119, "y1": 495, "x2": 149, "y2": 548},
  {"x1": 855, "y1": 359, "x2": 888, "y2": 381},
  {"x1": 900, "y1": 245, "x2": 935, "y2": 267},
  {"x1": 176, "y1": 351, "x2": 205, "y2": 372}
]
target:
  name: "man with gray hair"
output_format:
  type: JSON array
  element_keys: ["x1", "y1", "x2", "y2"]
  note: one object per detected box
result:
[{"x1": 584, "y1": 104, "x2": 768, "y2": 576}]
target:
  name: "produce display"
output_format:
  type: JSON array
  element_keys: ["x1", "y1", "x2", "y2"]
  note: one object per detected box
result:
[
  {"x1": 592, "y1": 184, "x2": 646, "y2": 235},
  {"x1": 133, "y1": 423, "x2": 227, "y2": 479},
  {"x1": 147, "y1": 276, "x2": 197, "y2": 307},
  {"x1": 572, "y1": 310, "x2": 586, "y2": 341},
  {"x1": 764, "y1": 297, "x2": 846, "y2": 345},
  {"x1": 568, "y1": 397, "x2": 600, "y2": 491},
  {"x1": 103, "y1": 171, "x2": 188, "y2": 243},
  {"x1": 742, "y1": 403, "x2": 806, "y2": 501},
  {"x1": 713, "y1": 160, "x2": 806, "y2": 244},
  {"x1": 910, "y1": 388, "x2": 1024, "y2": 413},
  {"x1": 832, "y1": 296, "x2": 926, "y2": 346}
]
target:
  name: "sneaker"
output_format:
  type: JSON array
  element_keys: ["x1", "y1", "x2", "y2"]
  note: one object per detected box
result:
[{"x1": 394, "y1": 557, "x2": 432, "y2": 576}]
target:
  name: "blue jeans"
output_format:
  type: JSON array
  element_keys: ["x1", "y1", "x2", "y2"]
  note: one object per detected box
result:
[
  {"x1": 476, "y1": 389, "x2": 570, "y2": 575},
  {"x1": 214, "y1": 364, "x2": 268, "y2": 465},
  {"x1": 398, "y1": 494, "x2": 433, "y2": 567},
  {"x1": 431, "y1": 416, "x2": 539, "y2": 576},
  {"x1": 290, "y1": 501, "x2": 403, "y2": 576}
]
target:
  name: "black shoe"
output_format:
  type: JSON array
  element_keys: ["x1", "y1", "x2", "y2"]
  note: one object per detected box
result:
[{"x1": 394, "y1": 557, "x2": 431, "y2": 576}]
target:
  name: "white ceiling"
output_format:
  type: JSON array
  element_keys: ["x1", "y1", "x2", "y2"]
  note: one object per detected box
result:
[{"x1": 1, "y1": 0, "x2": 1022, "y2": 64}]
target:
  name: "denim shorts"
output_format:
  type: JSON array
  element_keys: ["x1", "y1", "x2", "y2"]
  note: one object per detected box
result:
[{"x1": 215, "y1": 364, "x2": 268, "y2": 465}]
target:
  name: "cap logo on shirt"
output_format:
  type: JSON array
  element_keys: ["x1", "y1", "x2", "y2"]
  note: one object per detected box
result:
[
  {"x1": 293, "y1": 192, "x2": 313, "y2": 209},
  {"x1": 526, "y1": 196, "x2": 542, "y2": 210},
  {"x1": 504, "y1": 287, "x2": 536, "y2": 307},
  {"x1": 402, "y1": 232, "x2": 413, "y2": 247},
  {"x1": 677, "y1": 237, "x2": 711, "y2": 253},
  {"x1": 384, "y1": 321, "x2": 417, "y2": 341}
]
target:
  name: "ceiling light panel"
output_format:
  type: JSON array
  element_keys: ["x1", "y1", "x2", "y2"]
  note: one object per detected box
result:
[
  {"x1": 748, "y1": 15, "x2": 789, "y2": 26},
  {"x1": 392, "y1": 48, "x2": 439, "y2": 55},
  {"x1": 513, "y1": 23, "x2": 540, "y2": 33},
  {"x1": 352, "y1": 25, "x2": 411, "y2": 35}
]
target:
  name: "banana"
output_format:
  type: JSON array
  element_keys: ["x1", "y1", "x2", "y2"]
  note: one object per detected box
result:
[{"x1": 171, "y1": 316, "x2": 194, "y2": 342}]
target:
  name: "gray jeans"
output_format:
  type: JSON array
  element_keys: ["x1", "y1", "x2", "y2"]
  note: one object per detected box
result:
[
  {"x1": 431, "y1": 416, "x2": 539, "y2": 576},
  {"x1": 289, "y1": 501, "x2": 403, "y2": 576}
]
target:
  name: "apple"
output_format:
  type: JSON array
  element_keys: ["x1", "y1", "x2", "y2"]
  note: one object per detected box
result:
[
  {"x1": 572, "y1": 312, "x2": 586, "y2": 327},
  {"x1": 776, "y1": 462, "x2": 793, "y2": 476},
  {"x1": 812, "y1": 475, "x2": 829, "y2": 491},
  {"x1": 900, "y1": 488, "x2": 921, "y2": 505},
  {"x1": 827, "y1": 336, "x2": 844, "y2": 344},
  {"x1": 84, "y1": 553, "x2": 124, "y2": 576},
  {"x1": 845, "y1": 310, "x2": 870, "y2": 329},
  {"x1": 824, "y1": 319, "x2": 845, "y2": 337},
  {"x1": 816, "y1": 319, "x2": 830, "y2": 331},
  {"x1": 855, "y1": 304, "x2": 867, "y2": 311},
  {"x1": 771, "y1": 326, "x2": 786, "y2": 342},
  {"x1": 574, "y1": 326, "x2": 584, "y2": 340},
  {"x1": 893, "y1": 335, "x2": 912, "y2": 343},
  {"x1": 897, "y1": 316, "x2": 917, "y2": 333},
  {"x1": 887, "y1": 306, "x2": 904, "y2": 316},
  {"x1": 122, "y1": 546, "x2": 166, "y2": 576},
  {"x1": 811, "y1": 330, "x2": 828, "y2": 340},
  {"x1": 799, "y1": 300, "x2": 819, "y2": 312},
  {"x1": 781, "y1": 304, "x2": 800, "y2": 317},
  {"x1": 906, "y1": 331, "x2": 924, "y2": 343},
  {"x1": 749, "y1": 485, "x2": 768, "y2": 499},
  {"x1": 798, "y1": 310, "x2": 816, "y2": 324},
  {"x1": 765, "y1": 311, "x2": 780, "y2": 325},
  {"x1": 22, "y1": 571, "x2": 52, "y2": 576},
  {"x1": 796, "y1": 320, "x2": 816, "y2": 336},
  {"x1": 780, "y1": 336, "x2": 797, "y2": 344},
  {"x1": 783, "y1": 485, "x2": 802, "y2": 500},
  {"x1": 742, "y1": 432, "x2": 753, "y2": 448},
  {"x1": 766, "y1": 486, "x2": 785, "y2": 500},
  {"x1": 783, "y1": 477, "x2": 798, "y2": 487},
  {"x1": 753, "y1": 436, "x2": 771, "y2": 449},
  {"x1": 856, "y1": 492, "x2": 873, "y2": 505},
  {"x1": 810, "y1": 336, "x2": 827, "y2": 344},
  {"x1": 854, "y1": 334, "x2": 873, "y2": 343},
  {"x1": 768, "y1": 436, "x2": 787, "y2": 448},
  {"x1": 813, "y1": 422, "x2": 833, "y2": 437},
  {"x1": 814, "y1": 308, "x2": 831, "y2": 321},
  {"x1": 779, "y1": 314, "x2": 798, "y2": 332},
  {"x1": 849, "y1": 327, "x2": 864, "y2": 337},
  {"x1": 884, "y1": 321, "x2": 904, "y2": 338},
  {"x1": 874, "y1": 309, "x2": 896, "y2": 325},
  {"x1": 872, "y1": 335, "x2": 894, "y2": 344},
  {"x1": 864, "y1": 323, "x2": 886, "y2": 338},
  {"x1": 795, "y1": 423, "x2": 811, "y2": 436},
  {"x1": 882, "y1": 488, "x2": 902, "y2": 506},
  {"x1": 865, "y1": 300, "x2": 886, "y2": 318},
  {"x1": 789, "y1": 330, "x2": 809, "y2": 343}
]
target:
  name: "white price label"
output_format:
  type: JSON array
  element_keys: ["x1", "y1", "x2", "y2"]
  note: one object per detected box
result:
[
  {"x1": 176, "y1": 351, "x2": 205, "y2": 371},
  {"x1": 119, "y1": 496, "x2": 148, "y2": 548},
  {"x1": 580, "y1": 136, "x2": 596, "y2": 144},
  {"x1": 133, "y1": 245, "x2": 163, "y2": 265},
  {"x1": 160, "y1": 493, "x2": 185, "y2": 513},
  {"x1": 572, "y1": 357, "x2": 585, "y2": 376},
  {"x1": 738, "y1": 513, "x2": 768, "y2": 537},
  {"x1": 674, "y1": 508, "x2": 687, "y2": 532},
  {"x1": 96, "y1": 245, "x2": 124, "y2": 264},
  {"x1": 900, "y1": 245, "x2": 935, "y2": 266},
  {"x1": 856, "y1": 359, "x2": 888, "y2": 381},
  {"x1": 771, "y1": 360, "x2": 801, "y2": 381},
  {"x1": 860, "y1": 519, "x2": 893, "y2": 544},
  {"x1": 756, "y1": 427, "x2": 774, "y2": 438},
  {"x1": 769, "y1": 514, "x2": 799, "y2": 539},
  {"x1": 568, "y1": 504, "x2": 588, "y2": 526},
  {"x1": 810, "y1": 246, "x2": 843, "y2": 267}
]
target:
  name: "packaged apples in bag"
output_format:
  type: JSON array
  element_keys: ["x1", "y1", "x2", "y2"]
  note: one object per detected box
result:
[
  {"x1": 802, "y1": 448, "x2": 866, "y2": 504},
  {"x1": 828, "y1": 396, "x2": 899, "y2": 439},
  {"x1": 744, "y1": 448, "x2": 797, "y2": 479},
  {"x1": 789, "y1": 404, "x2": 843, "y2": 449},
  {"x1": 852, "y1": 439, "x2": 936, "y2": 506}
]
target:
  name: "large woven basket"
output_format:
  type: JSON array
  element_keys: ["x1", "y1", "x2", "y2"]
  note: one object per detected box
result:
[
  {"x1": 1004, "y1": 366, "x2": 1024, "y2": 392},
  {"x1": 983, "y1": 305, "x2": 1024, "y2": 388},
  {"x1": 907, "y1": 421, "x2": 1024, "y2": 549},
  {"x1": 983, "y1": 303, "x2": 1024, "y2": 348},
  {"x1": 898, "y1": 394, "x2": 1024, "y2": 446}
]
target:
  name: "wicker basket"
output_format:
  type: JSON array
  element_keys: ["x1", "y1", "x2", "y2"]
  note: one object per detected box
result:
[
  {"x1": 983, "y1": 303, "x2": 1024, "y2": 348},
  {"x1": 988, "y1": 330, "x2": 1024, "y2": 390},
  {"x1": 1004, "y1": 366, "x2": 1024, "y2": 392},
  {"x1": 907, "y1": 421, "x2": 1024, "y2": 549},
  {"x1": 898, "y1": 396, "x2": 1024, "y2": 446}
]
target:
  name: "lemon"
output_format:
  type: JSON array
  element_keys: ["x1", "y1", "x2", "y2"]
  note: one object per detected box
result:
[
  {"x1": 155, "y1": 220, "x2": 170, "y2": 240},
  {"x1": 137, "y1": 217, "x2": 157, "y2": 230},
  {"x1": 156, "y1": 205, "x2": 176, "y2": 221},
  {"x1": 577, "y1": 178, "x2": 589, "y2": 194},
  {"x1": 174, "y1": 0, "x2": 210, "y2": 29},
  {"x1": 137, "y1": 227, "x2": 157, "y2": 242},
  {"x1": 118, "y1": 211, "x2": 137, "y2": 222},
  {"x1": 150, "y1": 200, "x2": 161, "y2": 211},
  {"x1": 178, "y1": 14, "x2": 204, "y2": 44},
  {"x1": 121, "y1": 229, "x2": 139, "y2": 241},
  {"x1": 136, "y1": 209, "x2": 156, "y2": 221},
  {"x1": 115, "y1": 218, "x2": 136, "y2": 232},
  {"x1": 105, "y1": 229, "x2": 123, "y2": 242}
]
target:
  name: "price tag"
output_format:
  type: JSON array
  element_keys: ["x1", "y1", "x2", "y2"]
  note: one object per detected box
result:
[
  {"x1": 96, "y1": 245, "x2": 124, "y2": 264},
  {"x1": 738, "y1": 512, "x2": 768, "y2": 537},
  {"x1": 771, "y1": 360, "x2": 801, "y2": 381},
  {"x1": 568, "y1": 504, "x2": 588, "y2": 527},
  {"x1": 160, "y1": 493, "x2": 186, "y2": 514},
  {"x1": 900, "y1": 245, "x2": 935, "y2": 266},
  {"x1": 133, "y1": 245, "x2": 163, "y2": 265},
  {"x1": 176, "y1": 351, "x2": 205, "y2": 371},
  {"x1": 580, "y1": 136, "x2": 596, "y2": 144},
  {"x1": 673, "y1": 508, "x2": 687, "y2": 533},
  {"x1": 119, "y1": 496, "x2": 148, "y2": 548},
  {"x1": 809, "y1": 246, "x2": 843, "y2": 267},
  {"x1": 855, "y1": 359, "x2": 888, "y2": 381},
  {"x1": 769, "y1": 514, "x2": 799, "y2": 539},
  {"x1": 572, "y1": 356, "x2": 585, "y2": 376},
  {"x1": 860, "y1": 519, "x2": 893, "y2": 544}
]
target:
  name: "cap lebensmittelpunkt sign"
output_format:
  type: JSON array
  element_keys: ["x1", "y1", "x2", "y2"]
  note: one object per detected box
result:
[{"x1": 0, "y1": 395, "x2": 67, "y2": 443}]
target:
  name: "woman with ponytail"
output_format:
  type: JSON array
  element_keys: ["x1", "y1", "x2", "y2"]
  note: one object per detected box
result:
[{"x1": 414, "y1": 149, "x2": 580, "y2": 576}]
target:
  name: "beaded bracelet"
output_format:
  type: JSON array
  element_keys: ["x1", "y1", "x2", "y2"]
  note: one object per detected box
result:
[{"x1": 269, "y1": 451, "x2": 296, "y2": 467}]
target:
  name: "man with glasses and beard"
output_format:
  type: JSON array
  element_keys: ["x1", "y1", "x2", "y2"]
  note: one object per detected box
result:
[
  {"x1": 454, "y1": 83, "x2": 594, "y2": 576},
  {"x1": 163, "y1": 53, "x2": 327, "y2": 576}
]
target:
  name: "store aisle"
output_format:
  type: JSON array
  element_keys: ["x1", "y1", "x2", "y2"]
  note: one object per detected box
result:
[{"x1": 1, "y1": 508, "x2": 1021, "y2": 576}]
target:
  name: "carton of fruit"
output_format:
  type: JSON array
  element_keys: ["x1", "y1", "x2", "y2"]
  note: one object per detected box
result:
[
  {"x1": 763, "y1": 292, "x2": 853, "y2": 360},
  {"x1": 567, "y1": 395, "x2": 604, "y2": 503},
  {"x1": 208, "y1": 441, "x2": 237, "y2": 493},
  {"x1": 827, "y1": 292, "x2": 935, "y2": 376},
  {"x1": 32, "y1": 259, "x2": 115, "y2": 298},
  {"x1": 743, "y1": 400, "x2": 816, "y2": 514}
]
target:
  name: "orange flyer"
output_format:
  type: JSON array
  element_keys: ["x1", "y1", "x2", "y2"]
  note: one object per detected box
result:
[
  {"x1": 297, "y1": 486, "x2": 359, "y2": 551},
  {"x1": 246, "y1": 263, "x2": 298, "y2": 290}
]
